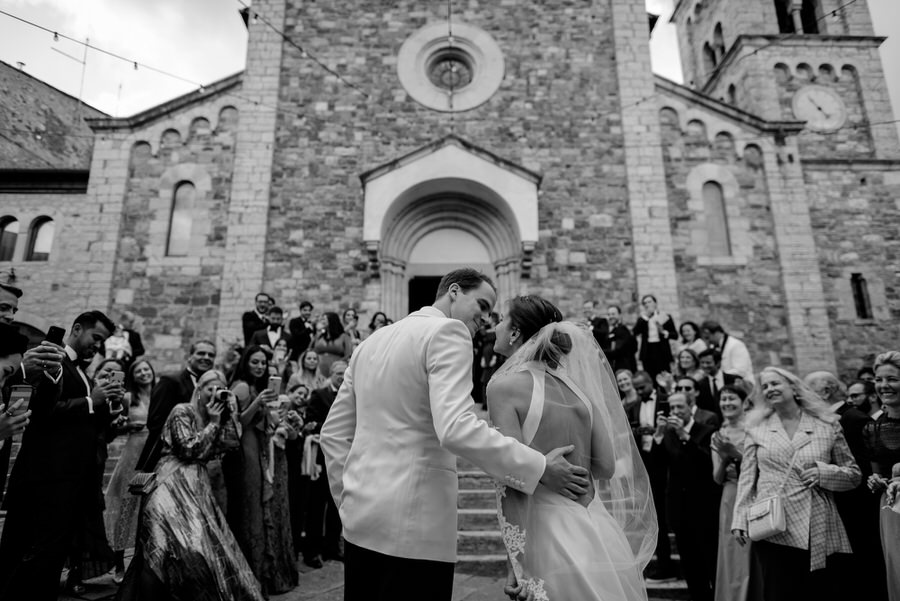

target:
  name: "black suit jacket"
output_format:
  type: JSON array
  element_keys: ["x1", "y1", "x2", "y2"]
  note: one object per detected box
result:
[
  {"x1": 242, "y1": 311, "x2": 267, "y2": 346},
  {"x1": 249, "y1": 326, "x2": 292, "y2": 350},
  {"x1": 605, "y1": 323, "x2": 637, "y2": 373},
  {"x1": 288, "y1": 317, "x2": 315, "y2": 360},
  {"x1": 136, "y1": 369, "x2": 195, "y2": 471},
  {"x1": 693, "y1": 407, "x2": 722, "y2": 429},
  {"x1": 695, "y1": 371, "x2": 738, "y2": 419},
  {"x1": 3, "y1": 356, "x2": 110, "y2": 512},
  {"x1": 653, "y1": 421, "x2": 720, "y2": 529},
  {"x1": 306, "y1": 385, "x2": 338, "y2": 465}
]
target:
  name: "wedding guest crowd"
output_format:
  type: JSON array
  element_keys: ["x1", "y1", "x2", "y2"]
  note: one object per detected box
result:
[{"x1": 0, "y1": 282, "x2": 899, "y2": 601}]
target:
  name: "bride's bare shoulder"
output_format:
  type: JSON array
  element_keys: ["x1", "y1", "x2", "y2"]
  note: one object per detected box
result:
[{"x1": 486, "y1": 371, "x2": 533, "y2": 404}]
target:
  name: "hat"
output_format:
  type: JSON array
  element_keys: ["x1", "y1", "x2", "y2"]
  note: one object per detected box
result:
[{"x1": 0, "y1": 322, "x2": 28, "y2": 356}]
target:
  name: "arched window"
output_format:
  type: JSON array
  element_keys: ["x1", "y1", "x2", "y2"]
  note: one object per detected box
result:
[
  {"x1": 727, "y1": 84, "x2": 737, "y2": 106},
  {"x1": 702, "y1": 181, "x2": 731, "y2": 256},
  {"x1": 801, "y1": 0, "x2": 820, "y2": 34},
  {"x1": 25, "y1": 217, "x2": 54, "y2": 261},
  {"x1": 702, "y1": 43, "x2": 717, "y2": 75},
  {"x1": 167, "y1": 181, "x2": 195, "y2": 256},
  {"x1": 713, "y1": 23, "x2": 726, "y2": 60},
  {"x1": 774, "y1": 0, "x2": 795, "y2": 34},
  {"x1": 0, "y1": 217, "x2": 18, "y2": 261},
  {"x1": 850, "y1": 273, "x2": 872, "y2": 319}
]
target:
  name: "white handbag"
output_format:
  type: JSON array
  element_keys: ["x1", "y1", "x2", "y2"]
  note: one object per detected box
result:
[{"x1": 747, "y1": 448, "x2": 799, "y2": 542}]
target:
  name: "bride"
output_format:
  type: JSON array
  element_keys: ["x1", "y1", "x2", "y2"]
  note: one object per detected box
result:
[{"x1": 488, "y1": 296, "x2": 657, "y2": 601}]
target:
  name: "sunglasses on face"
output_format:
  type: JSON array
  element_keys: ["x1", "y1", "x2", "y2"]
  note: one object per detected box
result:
[{"x1": 674, "y1": 385, "x2": 695, "y2": 392}]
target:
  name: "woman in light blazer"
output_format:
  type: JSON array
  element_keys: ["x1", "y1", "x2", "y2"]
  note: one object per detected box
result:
[{"x1": 731, "y1": 366, "x2": 860, "y2": 601}]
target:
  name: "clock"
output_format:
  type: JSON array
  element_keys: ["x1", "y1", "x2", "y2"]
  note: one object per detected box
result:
[{"x1": 791, "y1": 85, "x2": 847, "y2": 132}]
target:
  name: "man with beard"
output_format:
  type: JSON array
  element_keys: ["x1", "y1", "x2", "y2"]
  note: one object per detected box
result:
[
  {"x1": 0, "y1": 311, "x2": 121, "y2": 601},
  {"x1": 136, "y1": 339, "x2": 216, "y2": 471}
]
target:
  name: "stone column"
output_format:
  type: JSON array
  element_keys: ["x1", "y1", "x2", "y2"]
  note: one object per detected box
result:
[
  {"x1": 763, "y1": 138, "x2": 837, "y2": 373},
  {"x1": 215, "y1": 0, "x2": 286, "y2": 348},
  {"x1": 610, "y1": 0, "x2": 680, "y2": 319}
]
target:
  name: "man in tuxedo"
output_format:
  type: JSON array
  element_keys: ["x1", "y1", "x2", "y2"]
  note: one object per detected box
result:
[
  {"x1": 805, "y1": 371, "x2": 886, "y2": 601},
  {"x1": 652, "y1": 393, "x2": 720, "y2": 601},
  {"x1": 249, "y1": 305, "x2": 292, "y2": 351},
  {"x1": 288, "y1": 300, "x2": 315, "y2": 360},
  {"x1": 0, "y1": 311, "x2": 123, "y2": 601},
  {"x1": 700, "y1": 321, "x2": 754, "y2": 384},
  {"x1": 136, "y1": 339, "x2": 216, "y2": 471},
  {"x1": 626, "y1": 371, "x2": 676, "y2": 581},
  {"x1": 697, "y1": 349, "x2": 739, "y2": 410},
  {"x1": 605, "y1": 304, "x2": 636, "y2": 373},
  {"x1": 242, "y1": 292, "x2": 271, "y2": 346},
  {"x1": 675, "y1": 376, "x2": 721, "y2": 426},
  {"x1": 582, "y1": 300, "x2": 610, "y2": 353},
  {"x1": 320, "y1": 268, "x2": 590, "y2": 601},
  {"x1": 303, "y1": 360, "x2": 348, "y2": 568}
]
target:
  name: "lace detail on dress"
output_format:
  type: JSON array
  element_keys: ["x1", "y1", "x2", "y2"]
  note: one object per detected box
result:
[{"x1": 525, "y1": 578, "x2": 549, "y2": 601}]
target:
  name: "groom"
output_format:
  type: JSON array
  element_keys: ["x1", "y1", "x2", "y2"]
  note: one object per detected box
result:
[{"x1": 321, "y1": 269, "x2": 590, "y2": 601}]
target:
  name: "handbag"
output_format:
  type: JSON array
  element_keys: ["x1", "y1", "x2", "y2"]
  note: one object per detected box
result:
[
  {"x1": 747, "y1": 447, "x2": 799, "y2": 541},
  {"x1": 127, "y1": 471, "x2": 158, "y2": 496},
  {"x1": 127, "y1": 437, "x2": 162, "y2": 496}
]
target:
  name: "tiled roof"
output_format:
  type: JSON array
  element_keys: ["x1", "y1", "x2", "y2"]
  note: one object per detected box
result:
[{"x1": 0, "y1": 59, "x2": 107, "y2": 170}]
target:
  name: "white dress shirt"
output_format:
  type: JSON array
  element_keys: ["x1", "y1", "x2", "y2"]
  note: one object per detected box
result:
[{"x1": 65, "y1": 344, "x2": 94, "y2": 413}]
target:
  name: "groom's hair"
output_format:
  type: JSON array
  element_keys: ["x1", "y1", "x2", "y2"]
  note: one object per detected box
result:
[{"x1": 435, "y1": 268, "x2": 496, "y2": 300}]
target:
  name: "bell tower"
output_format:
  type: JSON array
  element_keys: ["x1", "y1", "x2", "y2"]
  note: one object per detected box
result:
[{"x1": 670, "y1": 0, "x2": 900, "y2": 158}]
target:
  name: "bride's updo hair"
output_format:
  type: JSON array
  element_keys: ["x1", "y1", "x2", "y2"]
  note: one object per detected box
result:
[{"x1": 507, "y1": 296, "x2": 571, "y2": 368}]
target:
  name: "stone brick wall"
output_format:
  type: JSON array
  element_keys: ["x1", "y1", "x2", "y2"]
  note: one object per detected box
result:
[
  {"x1": 657, "y1": 101, "x2": 794, "y2": 371},
  {"x1": 0, "y1": 191, "x2": 105, "y2": 331},
  {"x1": 259, "y1": 0, "x2": 641, "y2": 321},
  {"x1": 804, "y1": 161, "x2": 900, "y2": 378},
  {"x1": 108, "y1": 105, "x2": 241, "y2": 372}
]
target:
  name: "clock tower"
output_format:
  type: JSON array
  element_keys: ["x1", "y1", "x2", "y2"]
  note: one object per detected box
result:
[{"x1": 670, "y1": 0, "x2": 900, "y2": 159}]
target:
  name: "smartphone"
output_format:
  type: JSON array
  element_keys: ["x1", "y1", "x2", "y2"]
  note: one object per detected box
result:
[
  {"x1": 8, "y1": 385, "x2": 33, "y2": 416},
  {"x1": 45, "y1": 326, "x2": 66, "y2": 346},
  {"x1": 657, "y1": 400, "x2": 670, "y2": 417},
  {"x1": 268, "y1": 376, "x2": 282, "y2": 394},
  {"x1": 111, "y1": 371, "x2": 125, "y2": 384}
]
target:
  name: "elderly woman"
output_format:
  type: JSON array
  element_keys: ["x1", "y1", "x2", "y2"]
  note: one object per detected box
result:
[
  {"x1": 711, "y1": 384, "x2": 753, "y2": 601},
  {"x1": 864, "y1": 351, "x2": 900, "y2": 601},
  {"x1": 731, "y1": 367, "x2": 860, "y2": 601},
  {"x1": 116, "y1": 369, "x2": 263, "y2": 601}
]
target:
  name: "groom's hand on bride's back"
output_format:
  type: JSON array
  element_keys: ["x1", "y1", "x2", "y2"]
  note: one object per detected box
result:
[{"x1": 540, "y1": 445, "x2": 590, "y2": 500}]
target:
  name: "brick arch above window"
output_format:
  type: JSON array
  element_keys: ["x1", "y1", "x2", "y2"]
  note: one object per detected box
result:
[
  {"x1": 0, "y1": 216, "x2": 18, "y2": 261},
  {"x1": 149, "y1": 164, "x2": 213, "y2": 265},
  {"x1": 684, "y1": 163, "x2": 751, "y2": 266}
]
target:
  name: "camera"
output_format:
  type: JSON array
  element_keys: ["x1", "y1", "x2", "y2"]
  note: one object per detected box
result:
[{"x1": 213, "y1": 388, "x2": 232, "y2": 421}]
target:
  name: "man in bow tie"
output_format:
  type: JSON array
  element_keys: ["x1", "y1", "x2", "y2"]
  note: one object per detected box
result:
[
  {"x1": 0, "y1": 311, "x2": 123, "y2": 601},
  {"x1": 249, "y1": 305, "x2": 292, "y2": 351}
]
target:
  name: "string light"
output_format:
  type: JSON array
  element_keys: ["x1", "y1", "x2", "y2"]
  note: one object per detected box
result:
[{"x1": 52, "y1": 31, "x2": 58, "y2": 42}]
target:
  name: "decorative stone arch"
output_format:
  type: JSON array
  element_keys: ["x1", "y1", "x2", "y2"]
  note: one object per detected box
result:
[
  {"x1": 361, "y1": 136, "x2": 541, "y2": 319},
  {"x1": 685, "y1": 162, "x2": 751, "y2": 266},
  {"x1": 148, "y1": 163, "x2": 213, "y2": 266}
]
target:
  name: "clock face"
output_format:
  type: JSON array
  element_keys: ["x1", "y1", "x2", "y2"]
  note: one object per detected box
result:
[{"x1": 792, "y1": 85, "x2": 847, "y2": 132}]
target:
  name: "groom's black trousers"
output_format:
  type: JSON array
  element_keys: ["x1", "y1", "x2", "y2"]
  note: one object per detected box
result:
[{"x1": 344, "y1": 540, "x2": 455, "y2": 601}]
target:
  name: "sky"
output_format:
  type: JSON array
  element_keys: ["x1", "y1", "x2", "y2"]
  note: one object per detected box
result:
[{"x1": 0, "y1": 0, "x2": 897, "y2": 130}]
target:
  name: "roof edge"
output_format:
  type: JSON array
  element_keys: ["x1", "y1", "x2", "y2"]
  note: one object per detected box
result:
[{"x1": 86, "y1": 71, "x2": 244, "y2": 132}]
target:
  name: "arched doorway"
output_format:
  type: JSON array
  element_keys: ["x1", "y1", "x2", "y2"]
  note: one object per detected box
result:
[{"x1": 405, "y1": 227, "x2": 493, "y2": 313}]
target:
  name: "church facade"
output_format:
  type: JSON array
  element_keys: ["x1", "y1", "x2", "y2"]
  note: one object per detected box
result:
[{"x1": 1, "y1": 0, "x2": 898, "y2": 377}]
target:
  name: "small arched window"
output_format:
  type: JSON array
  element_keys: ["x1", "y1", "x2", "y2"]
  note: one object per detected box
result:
[
  {"x1": 25, "y1": 217, "x2": 54, "y2": 261},
  {"x1": 0, "y1": 217, "x2": 18, "y2": 261},
  {"x1": 167, "y1": 181, "x2": 195, "y2": 256},
  {"x1": 801, "y1": 0, "x2": 820, "y2": 34},
  {"x1": 774, "y1": 0, "x2": 795, "y2": 34},
  {"x1": 702, "y1": 181, "x2": 731, "y2": 256},
  {"x1": 702, "y1": 43, "x2": 717, "y2": 74},
  {"x1": 713, "y1": 23, "x2": 725, "y2": 60},
  {"x1": 850, "y1": 273, "x2": 872, "y2": 319}
]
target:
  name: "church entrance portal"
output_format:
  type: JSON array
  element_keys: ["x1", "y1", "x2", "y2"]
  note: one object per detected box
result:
[{"x1": 408, "y1": 276, "x2": 442, "y2": 314}]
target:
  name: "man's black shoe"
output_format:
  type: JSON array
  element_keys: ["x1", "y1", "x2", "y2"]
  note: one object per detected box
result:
[{"x1": 303, "y1": 555, "x2": 324, "y2": 569}]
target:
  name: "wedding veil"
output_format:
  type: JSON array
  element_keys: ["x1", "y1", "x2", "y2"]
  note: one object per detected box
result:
[{"x1": 492, "y1": 320, "x2": 658, "y2": 571}]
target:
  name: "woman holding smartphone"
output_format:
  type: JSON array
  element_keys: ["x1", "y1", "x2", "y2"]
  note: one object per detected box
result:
[
  {"x1": 224, "y1": 345, "x2": 298, "y2": 596},
  {"x1": 0, "y1": 322, "x2": 30, "y2": 441}
]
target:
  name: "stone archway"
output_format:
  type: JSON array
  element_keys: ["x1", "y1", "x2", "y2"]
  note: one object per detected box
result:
[
  {"x1": 359, "y1": 136, "x2": 541, "y2": 320},
  {"x1": 378, "y1": 191, "x2": 522, "y2": 319}
]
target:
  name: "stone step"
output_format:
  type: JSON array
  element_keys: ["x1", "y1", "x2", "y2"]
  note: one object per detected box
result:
[
  {"x1": 457, "y1": 470, "x2": 495, "y2": 490},
  {"x1": 457, "y1": 508, "x2": 498, "y2": 531},
  {"x1": 457, "y1": 530, "x2": 506, "y2": 556},
  {"x1": 457, "y1": 488, "x2": 496, "y2": 509}
]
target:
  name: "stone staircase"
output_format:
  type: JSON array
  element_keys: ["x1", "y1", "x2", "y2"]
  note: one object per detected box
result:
[{"x1": 454, "y1": 456, "x2": 690, "y2": 599}]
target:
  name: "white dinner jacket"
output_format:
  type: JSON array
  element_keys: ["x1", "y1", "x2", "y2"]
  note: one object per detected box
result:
[
  {"x1": 721, "y1": 334, "x2": 755, "y2": 384},
  {"x1": 320, "y1": 306, "x2": 546, "y2": 562}
]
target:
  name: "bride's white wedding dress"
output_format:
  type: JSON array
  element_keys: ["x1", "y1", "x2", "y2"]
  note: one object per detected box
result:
[{"x1": 493, "y1": 323, "x2": 656, "y2": 601}]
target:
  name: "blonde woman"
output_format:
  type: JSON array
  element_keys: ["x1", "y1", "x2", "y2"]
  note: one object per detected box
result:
[
  {"x1": 731, "y1": 367, "x2": 860, "y2": 601},
  {"x1": 863, "y1": 350, "x2": 900, "y2": 601}
]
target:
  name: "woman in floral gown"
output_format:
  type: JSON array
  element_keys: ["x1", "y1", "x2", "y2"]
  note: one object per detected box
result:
[{"x1": 116, "y1": 369, "x2": 263, "y2": 601}]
